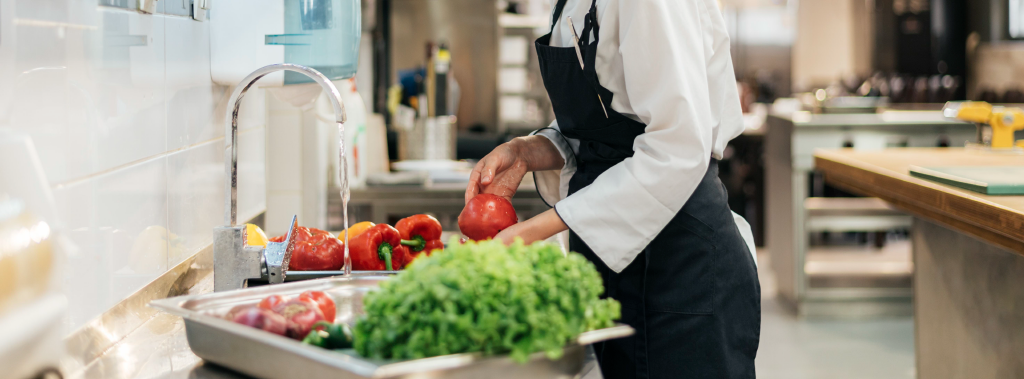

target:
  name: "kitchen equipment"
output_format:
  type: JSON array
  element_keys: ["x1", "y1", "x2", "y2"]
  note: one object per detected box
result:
[
  {"x1": 942, "y1": 101, "x2": 1024, "y2": 149},
  {"x1": 389, "y1": 0, "x2": 495, "y2": 131},
  {"x1": 396, "y1": 116, "x2": 458, "y2": 161},
  {"x1": 214, "y1": 64, "x2": 349, "y2": 292},
  {"x1": 150, "y1": 275, "x2": 634, "y2": 379},
  {"x1": 820, "y1": 96, "x2": 890, "y2": 114},
  {"x1": 389, "y1": 160, "x2": 472, "y2": 185},
  {"x1": 390, "y1": 160, "x2": 471, "y2": 172},
  {"x1": 212, "y1": 0, "x2": 361, "y2": 86}
]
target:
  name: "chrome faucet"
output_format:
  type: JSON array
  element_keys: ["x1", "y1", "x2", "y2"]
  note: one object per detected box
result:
[{"x1": 214, "y1": 64, "x2": 347, "y2": 292}]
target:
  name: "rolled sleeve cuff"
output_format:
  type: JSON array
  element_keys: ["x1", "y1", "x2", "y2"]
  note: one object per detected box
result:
[
  {"x1": 554, "y1": 170, "x2": 675, "y2": 273},
  {"x1": 531, "y1": 128, "x2": 577, "y2": 207}
]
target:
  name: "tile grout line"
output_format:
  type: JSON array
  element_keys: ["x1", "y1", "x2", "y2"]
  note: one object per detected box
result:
[{"x1": 50, "y1": 127, "x2": 263, "y2": 190}]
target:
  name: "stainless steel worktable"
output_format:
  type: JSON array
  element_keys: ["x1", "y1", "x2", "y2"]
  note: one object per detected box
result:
[{"x1": 764, "y1": 110, "x2": 976, "y2": 318}]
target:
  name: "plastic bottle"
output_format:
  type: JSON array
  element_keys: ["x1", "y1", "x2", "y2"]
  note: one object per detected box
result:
[{"x1": 338, "y1": 78, "x2": 368, "y2": 188}]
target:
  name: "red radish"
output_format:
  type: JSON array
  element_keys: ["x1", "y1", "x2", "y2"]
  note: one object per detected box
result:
[
  {"x1": 231, "y1": 307, "x2": 288, "y2": 336},
  {"x1": 298, "y1": 290, "x2": 336, "y2": 322},
  {"x1": 223, "y1": 304, "x2": 254, "y2": 321},
  {"x1": 273, "y1": 299, "x2": 327, "y2": 339},
  {"x1": 458, "y1": 194, "x2": 518, "y2": 240},
  {"x1": 258, "y1": 294, "x2": 287, "y2": 310}
]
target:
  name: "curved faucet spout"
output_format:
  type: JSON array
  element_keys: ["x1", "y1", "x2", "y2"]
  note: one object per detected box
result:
[{"x1": 223, "y1": 63, "x2": 347, "y2": 226}]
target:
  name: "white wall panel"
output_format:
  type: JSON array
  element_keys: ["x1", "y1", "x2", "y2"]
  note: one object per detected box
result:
[
  {"x1": 166, "y1": 140, "x2": 223, "y2": 268},
  {"x1": 1, "y1": 1, "x2": 269, "y2": 330}
]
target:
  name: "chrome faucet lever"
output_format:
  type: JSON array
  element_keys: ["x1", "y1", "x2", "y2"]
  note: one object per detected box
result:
[
  {"x1": 214, "y1": 64, "x2": 347, "y2": 292},
  {"x1": 262, "y1": 215, "x2": 298, "y2": 284}
]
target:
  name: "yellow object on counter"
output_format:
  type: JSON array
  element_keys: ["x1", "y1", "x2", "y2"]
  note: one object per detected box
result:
[
  {"x1": 340, "y1": 221, "x2": 374, "y2": 240},
  {"x1": 246, "y1": 224, "x2": 269, "y2": 247},
  {"x1": 990, "y1": 108, "x2": 1024, "y2": 149},
  {"x1": 944, "y1": 101, "x2": 1024, "y2": 149},
  {"x1": 950, "y1": 101, "x2": 993, "y2": 123}
]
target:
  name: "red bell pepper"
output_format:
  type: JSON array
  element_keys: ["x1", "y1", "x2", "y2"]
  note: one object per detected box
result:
[
  {"x1": 396, "y1": 214, "x2": 444, "y2": 268},
  {"x1": 270, "y1": 226, "x2": 345, "y2": 271},
  {"x1": 349, "y1": 224, "x2": 405, "y2": 271}
]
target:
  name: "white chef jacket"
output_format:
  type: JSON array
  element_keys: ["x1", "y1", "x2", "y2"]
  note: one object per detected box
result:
[{"x1": 533, "y1": 0, "x2": 756, "y2": 273}]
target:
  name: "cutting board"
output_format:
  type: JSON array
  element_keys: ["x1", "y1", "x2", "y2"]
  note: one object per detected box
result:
[{"x1": 909, "y1": 166, "x2": 1024, "y2": 195}]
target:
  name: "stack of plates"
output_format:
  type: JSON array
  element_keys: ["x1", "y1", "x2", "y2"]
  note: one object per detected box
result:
[{"x1": 391, "y1": 160, "x2": 472, "y2": 184}]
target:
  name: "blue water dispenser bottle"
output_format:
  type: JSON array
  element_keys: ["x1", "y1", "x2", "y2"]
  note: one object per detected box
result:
[{"x1": 211, "y1": 0, "x2": 361, "y2": 86}]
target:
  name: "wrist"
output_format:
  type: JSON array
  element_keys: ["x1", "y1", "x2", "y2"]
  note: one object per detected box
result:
[
  {"x1": 509, "y1": 136, "x2": 562, "y2": 172},
  {"x1": 507, "y1": 137, "x2": 535, "y2": 171}
]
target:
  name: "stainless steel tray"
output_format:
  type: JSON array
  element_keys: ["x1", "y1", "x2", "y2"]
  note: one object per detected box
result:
[
  {"x1": 150, "y1": 274, "x2": 634, "y2": 379},
  {"x1": 251, "y1": 270, "x2": 398, "y2": 284}
]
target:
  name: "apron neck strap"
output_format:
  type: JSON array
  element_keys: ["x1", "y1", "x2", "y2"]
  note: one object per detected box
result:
[
  {"x1": 582, "y1": 0, "x2": 599, "y2": 45},
  {"x1": 550, "y1": 0, "x2": 599, "y2": 37},
  {"x1": 550, "y1": 0, "x2": 570, "y2": 33}
]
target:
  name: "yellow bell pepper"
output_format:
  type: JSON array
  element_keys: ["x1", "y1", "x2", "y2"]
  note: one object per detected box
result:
[
  {"x1": 246, "y1": 223, "x2": 269, "y2": 247},
  {"x1": 340, "y1": 221, "x2": 375, "y2": 241}
]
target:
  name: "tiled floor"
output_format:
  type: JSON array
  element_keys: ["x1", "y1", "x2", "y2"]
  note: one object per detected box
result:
[{"x1": 755, "y1": 252, "x2": 916, "y2": 379}]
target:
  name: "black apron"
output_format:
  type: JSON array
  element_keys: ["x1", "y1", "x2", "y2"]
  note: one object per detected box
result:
[{"x1": 534, "y1": 1, "x2": 761, "y2": 377}]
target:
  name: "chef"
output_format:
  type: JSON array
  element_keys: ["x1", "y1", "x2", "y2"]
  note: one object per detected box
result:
[{"x1": 464, "y1": 0, "x2": 760, "y2": 377}]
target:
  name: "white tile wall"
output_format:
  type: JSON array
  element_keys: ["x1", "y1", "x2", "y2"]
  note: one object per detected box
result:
[{"x1": 0, "y1": 1, "x2": 268, "y2": 331}]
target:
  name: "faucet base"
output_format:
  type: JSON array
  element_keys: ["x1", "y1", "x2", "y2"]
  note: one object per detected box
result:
[{"x1": 213, "y1": 226, "x2": 262, "y2": 292}]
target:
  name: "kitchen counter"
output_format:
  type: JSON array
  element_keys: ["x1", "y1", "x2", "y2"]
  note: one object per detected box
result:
[
  {"x1": 813, "y1": 148, "x2": 1024, "y2": 379},
  {"x1": 60, "y1": 247, "x2": 233, "y2": 379},
  {"x1": 814, "y1": 148, "x2": 1024, "y2": 253}
]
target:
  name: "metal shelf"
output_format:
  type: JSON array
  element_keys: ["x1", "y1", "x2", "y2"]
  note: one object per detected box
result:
[{"x1": 805, "y1": 197, "x2": 912, "y2": 232}]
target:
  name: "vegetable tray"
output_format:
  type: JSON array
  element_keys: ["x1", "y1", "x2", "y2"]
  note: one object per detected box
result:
[{"x1": 150, "y1": 274, "x2": 634, "y2": 379}]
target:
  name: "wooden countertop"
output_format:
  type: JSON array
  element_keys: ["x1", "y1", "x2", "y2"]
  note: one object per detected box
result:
[{"x1": 814, "y1": 148, "x2": 1024, "y2": 255}]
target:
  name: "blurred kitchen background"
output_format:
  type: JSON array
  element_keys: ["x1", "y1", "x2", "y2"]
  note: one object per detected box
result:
[{"x1": 3, "y1": 0, "x2": 1024, "y2": 378}]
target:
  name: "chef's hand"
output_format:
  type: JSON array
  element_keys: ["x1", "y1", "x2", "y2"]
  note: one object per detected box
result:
[
  {"x1": 465, "y1": 136, "x2": 564, "y2": 204},
  {"x1": 494, "y1": 209, "x2": 568, "y2": 245},
  {"x1": 465, "y1": 142, "x2": 527, "y2": 203}
]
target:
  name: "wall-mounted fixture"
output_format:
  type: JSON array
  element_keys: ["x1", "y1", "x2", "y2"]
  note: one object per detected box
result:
[{"x1": 211, "y1": 0, "x2": 361, "y2": 86}]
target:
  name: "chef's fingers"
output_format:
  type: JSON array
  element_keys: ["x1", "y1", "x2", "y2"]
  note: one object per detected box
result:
[
  {"x1": 481, "y1": 182, "x2": 516, "y2": 200},
  {"x1": 465, "y1": 166, "x2": 483, "y2": 203},
  {"x1": 482, "y1": 166, "x2": 522, "y2": 201},
  {"x1": 479, "y1": 155, "x2": 504, "y2": 186},
  {"x1": 464, "y1": 183, "x2": 479, "y2": 204}
]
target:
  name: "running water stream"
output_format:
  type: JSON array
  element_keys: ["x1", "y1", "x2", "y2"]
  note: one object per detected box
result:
[{"x1": 338, "y1": 121, "x2": 351, "y2": 275}]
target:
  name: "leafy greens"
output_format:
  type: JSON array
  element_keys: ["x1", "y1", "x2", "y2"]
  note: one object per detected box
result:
[{"x1": 353, "y1": 238, "x2": 621, "y2": 363}]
